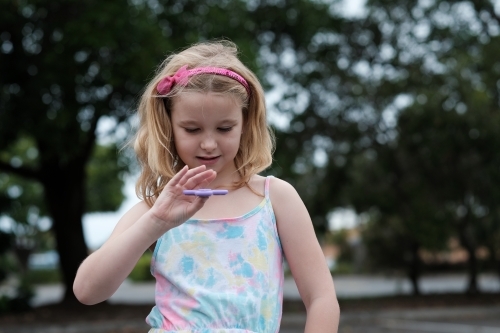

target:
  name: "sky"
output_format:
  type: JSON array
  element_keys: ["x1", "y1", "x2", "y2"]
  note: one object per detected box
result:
[{"x1": 83, "y1": 0, "x2": 367, "y2": 250}]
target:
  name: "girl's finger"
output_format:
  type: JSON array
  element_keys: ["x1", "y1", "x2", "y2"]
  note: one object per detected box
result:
[
  {"x1": 178, "y1": 165, "x2": 212, "y2": 187},
  {"x1": 177, "y1": 165, "x2": 209, "y2": 187},
  {"x1": 168, "y1": 165, "x2": 189, "y2": 187},
  {"x1": 183, "y1": 170, "x2": 217, "y2": 189}
]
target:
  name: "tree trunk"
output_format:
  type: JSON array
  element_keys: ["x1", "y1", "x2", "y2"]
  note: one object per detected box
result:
[
  {"x1": 408, "y1": 241, "x2": 421, "y2": 295},
  {"x1": 41, "y1": 161, "x2": 89, "y2": 304},
  {"x1": 458, "y1": 225, "x2": 479, "y2": 295},
  {"x1": 465, "y1": 245, "x2": 479, "y2": 294},
  {"x1": 489, "y1": 244, "x2": 500, "y2": 286},
  {"x1": 496, "y1": 254, "x2": 500, "y2": 285}
]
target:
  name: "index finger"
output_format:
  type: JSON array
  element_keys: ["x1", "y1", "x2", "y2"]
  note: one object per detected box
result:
[{"x1": 179, "y1": 168, "x2": 216, "y2": 189}]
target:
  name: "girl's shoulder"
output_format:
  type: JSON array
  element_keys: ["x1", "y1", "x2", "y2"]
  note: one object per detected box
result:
[
  {"x1": 268, "y1": 177, "x2": 300, "y2": 200},
  {"x1": 251, "y1": 175, "x2": 302, "y2": 206},
  {"x1": 248, "y1": 174, "x2": 295, "y2": 196}
]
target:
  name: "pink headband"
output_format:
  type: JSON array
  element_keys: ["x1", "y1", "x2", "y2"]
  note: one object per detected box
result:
[{"x1": 156, "y1": 65, "x2": 251, "y2": 96}]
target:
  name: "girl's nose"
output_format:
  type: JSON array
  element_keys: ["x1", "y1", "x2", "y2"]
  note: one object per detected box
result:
[{"x1": 200, "y1": 136, "x2": 217, "y2": 151}]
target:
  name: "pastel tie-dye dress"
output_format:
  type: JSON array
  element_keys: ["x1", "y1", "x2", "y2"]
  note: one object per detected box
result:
[{"x1": 146, "y1": 176, "x2": 284, "y2": 333}]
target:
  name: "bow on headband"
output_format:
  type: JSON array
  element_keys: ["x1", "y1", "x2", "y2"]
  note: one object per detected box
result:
[{"x1": 156, "y1": 65, "x2": 250, "y2": 96}]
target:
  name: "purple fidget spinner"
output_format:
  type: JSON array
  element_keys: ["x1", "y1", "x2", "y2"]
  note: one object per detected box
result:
[{"x1": 183, "y1": 189, "x2": 228, "y2": 197}]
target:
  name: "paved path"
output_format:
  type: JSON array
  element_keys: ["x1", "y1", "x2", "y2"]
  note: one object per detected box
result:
[
  {"x1": 32, "y1": 274, "x2": 500, "y2": 306},
  {"x1": 283, "y1": 306, "x2": 500, "y2": 333},
  {"x1": 338, "y1": 306, "x2": 500, "y2": 333},
  {"x1": 2, "y1": 306, "x2": 500, "y2": 333},
  {"x1": 8, "y1": 274, "x2": 499, "y2": 333}
]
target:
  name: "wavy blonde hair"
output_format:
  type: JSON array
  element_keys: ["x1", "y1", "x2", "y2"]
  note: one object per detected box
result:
[{"x1": 133, "y1": 40, "x2": 275, "y2": 206}]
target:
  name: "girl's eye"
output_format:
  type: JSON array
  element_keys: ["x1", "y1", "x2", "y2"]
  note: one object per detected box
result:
[
  {"x1": 218, "y1": 127, "x2": 233, "y2": 132},
  {"x1": 185, "y1": 128, "x2": 199, "y2": 133}
]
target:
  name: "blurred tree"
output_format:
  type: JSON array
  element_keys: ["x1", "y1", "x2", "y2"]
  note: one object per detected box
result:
[
  {"x1": 390, "y1": 102, "x2": 500, "y2": 294},
  {"x1": 0, "y1": 0, "x2": 169, "y2": 303},
  {"x1": 85, "y1": 144, "x2": 128, "y2": 212},
  {"x1": 252, "y1": 1, "x2": 358, "y2": 234},
  {"x1": 335, "y1": 1, "x2": 500, "y2": 293},
  {"x1": 0, "y1": 141, "x2": 127, "y2": 267},
  {"x1": 346, "y1": 140, "x2": 452, "y2": 295},
  {"x1": 0, "y1": 177, "x2": 35, "y2": 313},
  {"x1": 360, "y1": 0, "x2": 500, "y2": 294},
  {"x1": 265, "y1": 0, "x2": 500, "y2": 294},
  {"x1": 0, "y1": 229, "x2": 34, "y2": 314},
  {"x1": 0, "y1": 137, "x2": 48, "y2": 270}
]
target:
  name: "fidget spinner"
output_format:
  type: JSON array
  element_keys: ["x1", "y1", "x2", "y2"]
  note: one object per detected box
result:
[{"x1": 183, "y1": 189, "x2": 228, "y2": 197}]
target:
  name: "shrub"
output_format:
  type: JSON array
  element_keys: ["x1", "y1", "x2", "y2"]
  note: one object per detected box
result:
[{"x1": 128, "y1": 252, "x2": 154, "y2": 282}]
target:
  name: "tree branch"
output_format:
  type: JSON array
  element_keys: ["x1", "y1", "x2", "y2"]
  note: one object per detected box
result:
[{"x1": 0, "y1": 161, "x2": 41, "y2": 181}]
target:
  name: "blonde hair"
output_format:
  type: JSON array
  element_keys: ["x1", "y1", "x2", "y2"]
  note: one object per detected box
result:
[{"x1": 133, "y1": 40, "x2": 275, "y2": 206}]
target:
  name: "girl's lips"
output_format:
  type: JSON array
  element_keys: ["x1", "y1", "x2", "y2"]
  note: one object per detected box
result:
[{"x1": 197, "y1": 156, "x2": 220, "y2": 165}]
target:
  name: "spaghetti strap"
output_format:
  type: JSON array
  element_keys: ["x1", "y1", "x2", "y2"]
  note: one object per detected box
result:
[{"x1": 265, "y1": 176, "x2": 273, "y2": 200}]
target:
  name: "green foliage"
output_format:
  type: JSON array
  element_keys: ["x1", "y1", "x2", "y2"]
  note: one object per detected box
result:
[
  {"x1": 0, "y1": 283, "x2": 34, "y2": 314},
  {"x1": 0, "y1": 0, "x2": 167, "y2": 300},
  {"x1": 326, "y1": 230, "x2": 354, "y2": 264},
  {"x1": 0, "y1": 230, "x2": 11, "y2": 255},
  {"x1": 25, "y1": 268, "x2": 61, "y2": 285},
  {"x1": 86, "y1": 144, "x2": 127, "y2": 212},
  {"x1": 263, "y1": 0, "x2": 500, "y2": 292},
  {"x1": 128, "y1": 252, "x2": 154, "y2": 282},
  {"x1": 0, "y1": 231, "x2": 34, "y2": 314},
  {"x1": 331, "y1": 262, "x2": 353, "y2": 275},
  {"x1": 0, "y1": 231, "x2": 12, "y2": 286}
]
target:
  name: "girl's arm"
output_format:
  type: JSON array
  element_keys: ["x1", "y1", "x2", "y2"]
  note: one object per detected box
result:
[
  {"x1": 73, "y1": 165, "x2": 216, "y2": 305},
  {"x1": 270, "y1": 178, "x2": 340, "y2": 332}
]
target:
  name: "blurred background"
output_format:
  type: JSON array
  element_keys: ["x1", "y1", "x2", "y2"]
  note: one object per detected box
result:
[{"x1": 2, "y1": 0, "x2": 500, "y2": 332}]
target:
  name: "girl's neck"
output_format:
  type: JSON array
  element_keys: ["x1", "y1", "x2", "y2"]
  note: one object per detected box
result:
[{"x1": 208, "y1": 163, "x2": 243, "y2": 190}]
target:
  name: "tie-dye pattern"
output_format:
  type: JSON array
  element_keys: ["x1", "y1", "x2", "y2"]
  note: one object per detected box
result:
[{"x1": 146, "y1": 176, "x2": 284, "y2": 333}]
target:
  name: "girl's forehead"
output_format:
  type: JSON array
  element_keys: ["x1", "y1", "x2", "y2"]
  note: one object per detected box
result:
[
  {"x1": 172, "y1": 91, "x2": 241, "y2": 105},
  {"x1": 171, "y1": 92, "x2": 243, "y2": 118}
]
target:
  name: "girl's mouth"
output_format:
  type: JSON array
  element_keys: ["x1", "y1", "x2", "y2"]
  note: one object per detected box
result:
[{"x1": 197, "y1": 156, "x2": 220, "y2": 165}]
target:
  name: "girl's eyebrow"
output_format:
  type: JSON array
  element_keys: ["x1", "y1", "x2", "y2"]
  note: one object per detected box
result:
[
  {"x1": 177, "y1": 118, "x2": 239, "y2": 126},
  {"x1": 177, "y1": 120, "x2": 198, "y2": 126},
  {"x1": 218, "y1": 118, "x2": 239, "y2": 124}
]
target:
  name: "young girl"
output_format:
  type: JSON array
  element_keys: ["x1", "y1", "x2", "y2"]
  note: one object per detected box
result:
[{"x1": 74, "y1": 40, "x2": 339, "y2": 332}]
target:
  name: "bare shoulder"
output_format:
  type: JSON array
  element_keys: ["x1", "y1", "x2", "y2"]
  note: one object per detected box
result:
[
  {"x1": 268, "y1": 177, "x2": 302, "y2": 206},
  {"x1": 267, "y1": 177, "x2": 309, "y2": 228},
  {"x1": 248, "y1": 174, "x2": 295, "y2": 199}
]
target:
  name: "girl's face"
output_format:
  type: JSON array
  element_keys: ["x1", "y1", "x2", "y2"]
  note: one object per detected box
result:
[{"x1": 171, "y1": 92, "x2": 244, "y2": 180}]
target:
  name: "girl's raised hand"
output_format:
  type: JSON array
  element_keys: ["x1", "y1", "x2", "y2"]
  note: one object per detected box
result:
[{"x1": 149, "y1": 165, "x2": 216, "y2": 230}]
